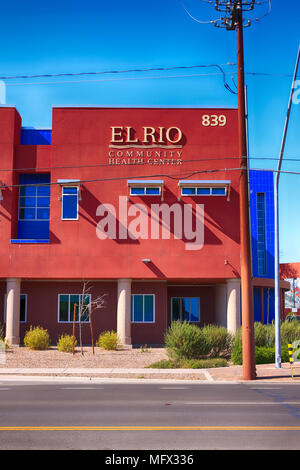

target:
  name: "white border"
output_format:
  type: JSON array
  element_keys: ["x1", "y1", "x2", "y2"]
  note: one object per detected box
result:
[
  {"x1": 57, "y1": 294, "x2": 91, "y2": 323},
  {"x1": 131, "y1": 294, "x2": 155, "y2": 323},
  {"x1": 61, "y1": 186, "x2": 79, "y2": 221}
]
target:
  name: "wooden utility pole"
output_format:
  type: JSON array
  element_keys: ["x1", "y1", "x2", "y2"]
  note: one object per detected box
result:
[
  {"x1": 212, "y1": 0, "x2": 257, "y2": 379},
  {"x1": 236, "y1": 7, "x2": 256, "y2": 380}
]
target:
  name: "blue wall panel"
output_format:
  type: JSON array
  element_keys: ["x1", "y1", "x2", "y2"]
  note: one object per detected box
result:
[{"x1": 20, "y1": 128, "x2": 52, "y2": 145}]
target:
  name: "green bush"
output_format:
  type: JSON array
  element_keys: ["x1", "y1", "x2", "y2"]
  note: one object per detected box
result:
[
  {"x1": 281, "y1": 320, "x2": 300, "y2": 346},
  {"x1": 164, "y1": 321, "x2": 210, "y2": 361},
  {"x1": 146, "y1": 359, "x2": 177, "y2": 369},
  {"x1": 201, "y1": 325, "x2": 233, "y2": 358},
  {"x1": 231, "y1": 345, "x2": 289, "y2": 365},
  {"x1": 147, "y1": 358, "x2": 228, "y2": 369},
  {"x1": 57, "y1": 334, "x2": 77, "y2": 353},
  {"x1": 24, "y1": 326, "x2": 50, "y2": 350},
  {"x1": 96, "y1": 330, "x2": 120, "y2": 350},
  {"x1": 182, "y1": 358, "x2": 228, "y2": 368}
]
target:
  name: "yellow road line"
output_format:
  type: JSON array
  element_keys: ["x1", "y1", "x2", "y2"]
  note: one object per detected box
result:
[{"x1": 1, "y1": 426, "x2": 300, "y2": 431}]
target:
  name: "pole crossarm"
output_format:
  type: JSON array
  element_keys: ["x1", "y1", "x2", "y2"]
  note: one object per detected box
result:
[{"x1": 214, "y1": 1, "x2": 256, "y2": 29}]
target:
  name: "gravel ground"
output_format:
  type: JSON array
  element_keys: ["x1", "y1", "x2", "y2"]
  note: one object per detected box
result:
[{"x1": 0, "y1": 345, "x2": 169, "y2": 369}]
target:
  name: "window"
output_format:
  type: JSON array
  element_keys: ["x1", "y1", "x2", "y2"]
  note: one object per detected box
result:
[
  {"x1": 171, "y1": 297, "x2": 200, "y2": 322},
  {"x1": 131, "y1": 294, "x2": 155, "y2": 323},
  {"x1": 58, "y1": 294, "x2": 90, "y2": 322},
  {"x1": 178, "y1": 180, "x2": 231, "y2": 201},
  {"x1": 181, "y1": 186, "x2": 226, "y2": 196},
  {"x1": 4, "y1": 294, "x2": 27, "y2": 323},
  {"x1": 130, "y1": 186, "x2": 161, "y2": 196},
  {"x1": 256, "y1": 193, "x2": 267, "y2": 275},
  {"x1": 127, "y1": 180, "x2": 164, "y2": 200},
  {"x1": 61, "y1": 186, "x2": 79, "y2": 220},
  {"x1": 17, "y1": 174, "x2": 50, "y2": 240}
]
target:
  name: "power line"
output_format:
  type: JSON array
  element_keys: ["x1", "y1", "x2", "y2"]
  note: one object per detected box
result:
[
  {"x1": 1, "y1": 167, "x2": 300, "y2": 191},
  {"x1": 2, "y1": 70, "x2": 296, "y2": 88},
  {"x1": 1, "y1": 156, "x2": 300, "y2": 174},
  {"x1": 177, "y1": 0, "x2": 221, "y2": 24},
  {"x1": 0, "y1": 63, "x2": 236, "y2": 81}
]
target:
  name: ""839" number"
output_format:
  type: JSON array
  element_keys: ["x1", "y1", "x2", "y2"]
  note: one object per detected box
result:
[{"x1": 202, "y1": 114, "x2": 227, "y2": 127}]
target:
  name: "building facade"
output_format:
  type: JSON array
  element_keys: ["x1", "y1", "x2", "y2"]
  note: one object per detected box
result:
[{"x1": 0, "y1": 106, "x2": 287, "y2": 346}]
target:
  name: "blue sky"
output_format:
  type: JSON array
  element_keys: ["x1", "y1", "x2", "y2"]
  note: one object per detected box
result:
[{"x1": 1, "y1": 0, "x2": 299, "y2": 263}]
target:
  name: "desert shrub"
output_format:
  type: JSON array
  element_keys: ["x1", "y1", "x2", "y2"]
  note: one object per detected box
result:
[
  {"x1": 96, "y1": 330, "x2": 120, "y2": 350},
  {"x1": 201, "y1": 325, "x2": 233, "y2": 358},
  {"x1": 281, "y1": 320, "x2": 300, "y2": 346},
  {"x1": 182, "y1": 358, "x2": 228, "y2": 368},
  {"x1": 146, "y1": 359, "x2": 177, "y2": 369},
  {"x1": 147, "y1": 357, "x2": 227, "y2": 369},
  {"x1": 0, "y1": 323, "x2": 10, "y2": 349},
  {"x1": 253, "y1": 322, "x2": 269, "y2": 347},
  {"x1": 23, "y1": 326, "x2": 50, "y2": 350},
  {"x1": 0, "y1": 322, "x2": 5, "y2": 341},
  {"x1": 57, "y1": 334, "x2": 77, "y2": 353},
  {"x1": 231, "y1": 344, "x2": 289, "y2": 365},
  {"x1": 164, "y1": 321, "x2": 210, "y2": 361}
]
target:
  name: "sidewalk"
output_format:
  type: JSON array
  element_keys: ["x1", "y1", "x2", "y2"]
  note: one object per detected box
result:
[
  {"x1": 1, "y1": 346, "x2": 299, "y2": 383},
  {"x1": 0, "y1": 363, "x2": 299, "y2": 383}
]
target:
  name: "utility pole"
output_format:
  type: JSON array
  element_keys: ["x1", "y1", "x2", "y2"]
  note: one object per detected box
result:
[{"x1": 213, "y1": 0, "x2": 257, "y2": 379}]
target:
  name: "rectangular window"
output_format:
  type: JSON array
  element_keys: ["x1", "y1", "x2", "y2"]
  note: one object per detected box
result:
[
  {"x1": 131, "y1": 294, "x2": 155, "y2": 323},
  {"x1": 4, "y1": 294, "x2": 27, "y2": 323},
  {"x1": 211, "y1": 187, "x2": 226, "y2": 196},
  {"x1": 62, "y1": 187, "x2": 79, "y2": 220},
  {"x1": 130, "y1": 187, "x2": 161, "y2": 196},
  {"x1": 171, "y1": 297, "x2": 200, "y2": 322},
  {"x1": 256, "y1": 193, "x2": 266, "y2": 275},
  {"x1": 17, "y1": 174, "x2": 50, "y2": 240},
  {"x1": 197, "y1": 187, "x2": 210, "y2": 195},
  {"x1": 181, "y1": 186, "x2": 226, "y2": 197},
  {"x1": 58, "y1": 294, "x2": 90, "y2": 322}
]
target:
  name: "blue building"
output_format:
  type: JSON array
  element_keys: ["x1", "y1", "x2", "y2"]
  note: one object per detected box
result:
[{"x1": 249, "y1": 169, "x2": 285, "y2": 324}]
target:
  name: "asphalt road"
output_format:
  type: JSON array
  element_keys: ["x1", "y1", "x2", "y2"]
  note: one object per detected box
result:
[{"x1": 1, "y1": 377, "x2": 300, "y2": 450}]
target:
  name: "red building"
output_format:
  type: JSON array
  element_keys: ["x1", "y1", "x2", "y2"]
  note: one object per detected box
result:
[{"x1": 0, "y1": 106, "x2": 246, "y2": 346}]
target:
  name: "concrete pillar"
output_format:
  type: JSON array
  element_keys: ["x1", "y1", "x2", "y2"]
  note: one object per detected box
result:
[
  {"x1": 215, "y1": 284, "x2": 227, "y2": 327},
  {"x1": 5, "y1": 278, "x2": 21, "y2": 345},
  {"x1": 226, "y1": 278, "x2": 241, "y2": 334},
  {"x1": 117, "y1": 279, "x2": 132, "y2": 346}
]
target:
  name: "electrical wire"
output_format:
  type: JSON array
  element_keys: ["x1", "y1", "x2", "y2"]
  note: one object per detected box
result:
[
  {"x1": 0, "y1": 63, "x2": 236, "y2": 81},
  {"x1": 252, "y1": 0, "x2": 271, "y2": 22},
  {"x1": 1, "y1": 156, "x2": 300, "y2": 175},
  {"x1": 1, "y1": 167, "x2": 300, "y2": 191},
  {"x1": 2, "y1": 70, "x2": 296, "y2": 88},
  {"x1": 177, "y1": 0, "x2": 220, "y2": 24}
]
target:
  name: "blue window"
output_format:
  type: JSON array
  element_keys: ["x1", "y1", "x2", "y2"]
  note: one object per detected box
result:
[
  {"x1": 131, "y1": 294, "x2": 155, "y2": 322},
  {"x1": 58, "y1": 294, "x2": 90, "y2": 322},
  {"x1": 212, "y1": 187, "x2": 226, "y2": 195},
  {"x1": 197, "y1": 187, "x2": 210, "y2": 195},
  {"x1": 256, "y1": 193, "x2": 267, "y2": 275},
  {"x1": 171, "y1": 297, "x2": 200, "y2": 322},
  {"x1": 62, "y1": 187, "x2": 79, "y2": 220},
  {"x1": 130, "y1": 186, "x2": 161, "y2": 196},
  {"x1": 17, "y1": 174, "x2": 50, "y2": 240},
  {"x1": 181, "y1": 187, "x2": 196, "y2": 195},
  {"x1": 181, "y1": 186, "x2": 226, "y2": 196}
]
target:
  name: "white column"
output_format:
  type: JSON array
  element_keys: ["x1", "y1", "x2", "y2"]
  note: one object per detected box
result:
[
  {"x1": 226, "y1": 278, "x2": 241, "y2": 334},
  {"x1": 117, "y1": 279, "x2": 132, "y2": 346},
  {"x1": 5, "y1": 278, "x2": 21, "y2": 345}
]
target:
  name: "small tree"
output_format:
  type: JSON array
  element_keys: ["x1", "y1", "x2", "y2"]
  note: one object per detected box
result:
[{"x1": 77, "y1": 281, "x2": 107, "y2": 355}]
